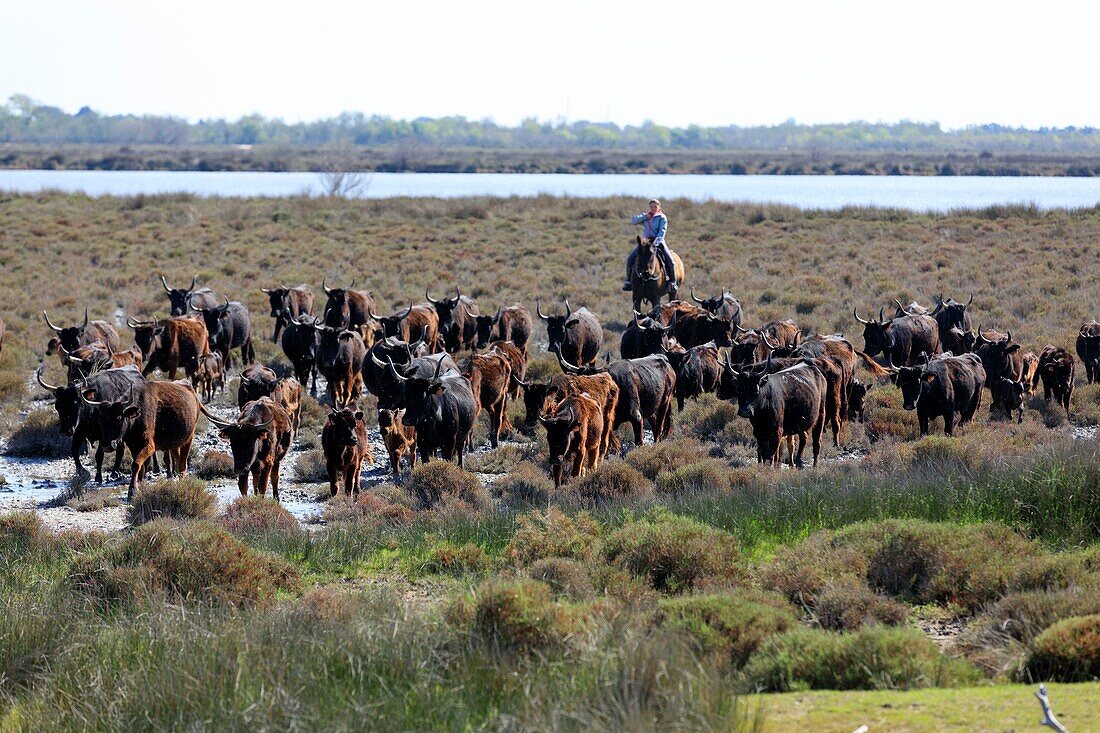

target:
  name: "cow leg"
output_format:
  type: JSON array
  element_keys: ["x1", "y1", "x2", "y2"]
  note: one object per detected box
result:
[
  {"x1": 327, "y1": 458, "x2": 339, "y2": 497},
  {"x1": 110, "y1": 444, "x2": 125, "y2": 479},
  {"x1": 177, "y1": 439, "x2": 193, "y2": 475},
  {"x1": 238, "y1": 472, "x2": 249, "y2": 497},
  {"x1": 94, "y1": 444, "x2": 106, "y2": 484},
  {"x1": 784, "y1": 434, "x2": 796, "y2": 467},
  {"x1": 129, "y1": 443, "x2": 157, "y2": 501},
  {"x1": 571, "y1": 449, "x2": 584, "y2": 480},
  {"x1": 245, "y1": 337, "x2": 255, "y2": 365},
  {"x1": 794, "y1": 433, "x2": 808, "y2": 468},
  {"x1": 811, "y1": 415, "x2": 824, "y2": 467},
  {"x1": 70, "y1": 436, "x2": 90, "y2": 480},
  {"x1": 918, "y1": 410, "x2": 929, "y2": 436},
  {"x1": 269, "y1": 461, "x2": 281, "y2": 502},
  {"x1": 253, "y1": 467, "x2": 267, "y2": 497},
  {"x1": 631, "y1": 416, "x2": 644, "y2": 447}
]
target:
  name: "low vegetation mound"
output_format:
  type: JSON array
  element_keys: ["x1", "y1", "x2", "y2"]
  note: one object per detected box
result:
[
  {"x1": 447, "y1": 578, "x2": 591, "y2": 651},
  {"x1": 567, "y1": 460, "x2": 653, "y2": 505},
  {"x1": 1024, "y1": 615, "x2": 1100, "y2": 682},
  {"x1": 4, "y1": 409, "x2": 69, "y2": 457},
  {"x1": 292, "y1": 448, "x2": 328, "y2": 482},
  {"x1": 526, "y1": 558, "x2": 593, "y2": 600},
  {"x1": 128, "y1": 477, "x2": 216, "y2": 527},
  {"x1": 505, "y1": 507, "x2": 602, "y2": 566},
  {"x1": 813, "y1": 580, "x2": 909, "y2": 631},
  {"x1": 491, "y1": 461, "x2": 552, "y2": 508},
  {"x1": 625, "y1": 439, "x2": 711, "y2": 480},
  {"x1": 740, "y1": 626, "x2": 981, "y2": 692},
  {"x1": 194, "y1": 450, "x2": 235, "y2": 479},
  {"x1": 604, "y1": 508, "x2": 744, "y2": 593},
  {"x1": 655, "y1": 593, "x2": 797, "y2": 669},
  {"x1": 69, "y1": 519, "x2": 301, "y2": 605},
  {"x1": 407, "y1": 461, "x2": 489, "y2": 511},
  {"x1": 219, "y1": 495, "x2": 299, "y2": 536},
  {"x1": 422, "y1": 540, "x2": 488, "y2": 576}
]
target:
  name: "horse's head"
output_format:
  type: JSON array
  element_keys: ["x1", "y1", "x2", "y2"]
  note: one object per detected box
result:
[{"x1": 636, "y1": 236, "x2": 659, "y2": 281}]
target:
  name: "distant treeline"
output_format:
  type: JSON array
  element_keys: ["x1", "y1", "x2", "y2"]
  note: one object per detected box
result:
[{"x1": 5, "y1": 94, "x2": 1100, "y2": 154}]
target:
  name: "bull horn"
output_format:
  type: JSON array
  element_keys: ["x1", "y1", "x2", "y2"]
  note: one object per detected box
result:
[
  {"x1": 555, "y1": 345, "x2": 582, "y2": 375},
  {"x1": 736, "y1": 323, "x2": 750, "y2": 333},
  {"x1": 425, "y1": 287, "x2": 440, "y2": 305},
  {"x1": 43, "y1": 311, "x2": 64, "y2": 332},
  {"x1": 431, "y1": 356, "x2": 446, "y2": 382},
  {"x1": 221, "y1": 296, "x2": 231, "y2": 310},
  {"x1": 347, "y1": 279, "x2": 356, "y2": 290},
  {"x1": 724, "y1": 351, "x2": 740, "y2": 376},
  {"x1": 760, "y1": 331, "x2": 779, "y2": 351},
  {"x1": 367, "y1": 307, "x2": 378, "y2": 321},
  {"x1": 965, "y1": 292, "x2": 974, "y2": 307},
  {"x1": 396, "y1": 304, "x2": 413, "y2": 320},
  {"x1": 455, "y1": 287, "x2": 462, "y2": 300},
  {"x1": 563, "y1": 299, "x2": 572, "y2": 318},
  {"x1": 35, "y1": 368, "x2": 61, "y2": 392},
  {"x1": 160, "y1": 275, "x2": 173, "y2": 293},
  {"x1": 878, "y1": 307, "x2": 885, "y2": 324},
  {"x1": 387, "y1": 357, "x2": 408, "y2": 383},
  {"x1": 322, "y1": 277, "x2": 332, "y2": 295},
  {"x1": 370, "y1": 351, "x2": 388, "y2": 369},
  {"x1": 188, "y1": 275, "x2": 196, "y2": 292},
  {"x1": 690, "y1": 286, "x2": 706, "y2": 304},
  {"x1": 1006, "y1": 330, "x2": 1012, "y2": 344},
  {"x1": 81, "y1": 308, "x2": 88, "y2": 330},
  {"x1": 852, "y1": 308, "x2": 870, "y2": 325},
  {"x1": 189, "y1": 295, "x2": 207, "y2": 312},
  {"x1": 492, "y1": 306, "x2": 502, "y2": 323},
  {"x1": 252, "y1": 418, "x2": 274, "y2": 431},
  {"x1": 510, "y1": 372, "x2": 529, "y2": 388},
  {"x1": 976, "y1": 324, "x2": 988, "y2": 344},
  {"x1": 536, "y1": 298, "x2": 548, "y2": 321},
  {"x1": 198, "y1": 402, "x2": 235, "y2": 428},
  {"x1": 410, "y1": 333, "x2": 427, "y2": 352},
  {"x1": 632, "y1": 309, "x2": 643, "y2": 324},
  {"x1": 893, "y1": 298, "x2": 905, "y2": 313},
  {"x1": 260, "y1": 287, "x2": 272, "y2": 294}
]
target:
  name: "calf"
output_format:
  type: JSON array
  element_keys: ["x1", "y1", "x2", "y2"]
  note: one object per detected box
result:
[
  {"x1": 272, "y1": 377, "x2": 303, "y2": 438},
  {"x1": 205, "y1": 397, "x2": 293, "y2": 500},
  {"x1": 192, "y1": 352, "x2": 225, "y2": 403},
  {"x1": 540, "y1": 392, "x2": 604, "y2": 488},
  {"x1": 675, "y1": 341, "x2": 722, "y2": 411},
  {"x1": 1036, "y1": 345, "x2": 1075, "y2": 416},
  {"x1": 237, "y1": 363, "x2": 279, "y2": 408},
  {"x1": 1021, "y1": 351, "x2": 1040, "y2": 395},
  {"x1": 848, "y1": 379, "x2": 869, "y2": 423},
  {"x1": 378, "y1": 408, "x2": 417, "y2": 474},
  {"x1": 1076, "y1": 320, "x2": 1100, "y2": 384},
  {"x1": 463, "y1": 350, "x2": 513, "y2": 448},
  {"x1": 989, "y1": 376, "x2": 1027, "y2": 423},
  {"x1": 321, "y1": 406, "x2": 374, "y2": 496},
  {"x1": 91, "y1": 380, "x2": 202, "y2": 499},
  {"x1": 892, "y1": 353, "x2": 986, "y2": 436},
  {"x1": 515, "y1": 370, "x2": 619, "y2": 459}
]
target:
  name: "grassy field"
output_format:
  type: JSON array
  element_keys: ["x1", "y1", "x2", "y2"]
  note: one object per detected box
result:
[
  {"x1": 1, "y1": 193, "x2": 1100, "y2": 730},
  {"x1": 6, "y1": 143, "x2": 1100, "y2": 176}
]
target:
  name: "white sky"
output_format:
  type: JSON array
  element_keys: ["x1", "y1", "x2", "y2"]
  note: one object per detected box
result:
[{"x1": 3, "y1": 0, "x2": 1098, "y2": 129}]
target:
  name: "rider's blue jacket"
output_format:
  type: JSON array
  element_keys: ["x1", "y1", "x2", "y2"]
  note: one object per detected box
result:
[{"x1": 631, "y1": 212, "x2": 667, "y2": 244}]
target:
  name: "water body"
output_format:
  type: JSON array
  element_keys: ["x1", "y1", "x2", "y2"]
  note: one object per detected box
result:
[{"x1": 4, "y1": 170, "x2": 1100, "y2": 211}]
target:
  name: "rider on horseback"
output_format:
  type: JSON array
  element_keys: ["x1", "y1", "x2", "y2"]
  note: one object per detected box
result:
[{"x1": 624, "y1": 199, "x2": 677, "y2": 296}]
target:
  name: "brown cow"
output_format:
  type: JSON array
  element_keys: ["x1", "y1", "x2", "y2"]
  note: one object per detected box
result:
[
  {"x1": 272, "y1": 377, "x2": 303, "y2": 438},
  {"x1": 475, "y1": 304, "x2": 533, "y2": 355},
  {"x1": 539, "y1": 392, "x2": 605, "y2": 488},
  {"x1": 666, "y1": 303, "x2": 736, "y2": 350},
  {"x1": 378, "y1": 407, "x2": 417, "y2": 475},
  {"x1": 205, "y1": 397, "x2": 293, "y2": 500},
  {"x1": 89, "y1": 380, "x2": 201, "y2": 500},
  {"x1": 488, "y1": 339, "x2": 527, "y2": 402},
  {"x1": 238, "y1": 363, "x2": 279, "y2": 407},
  {"x1": 261, "y1": 284, "x2": 314, "y2": 343},
  {"x1": 515, "y1": 371, "x2": 619, "y2": 459},
  {"x1": 316, "y1": 323, "x2": 367, "y2": 409},
  {"x1": 731, "y1": 320, "x2": 802, "y2": 364},
  {"x1": 321, "y1": 278, "x2": 376, "y2": 332},
  {"x1": 1036, "y1": 345, "x2": 1075, "y2": 416},
  {"x1": 192, "y1": 352, "x2": 225, "y2": 403},
  {"x1": 1021, "y1": 351, "x2": 1040, "y2": 394},
  {"x1": 462, "y1": 350, "x2": 512, "y2": 448},
  {"x1": 44, "y1": 309, "x2": 120, "y2": 365},
  {"x1": 128, "y1": 315, "x2": 211, "y2": 380},
  {"x1": 369, "y1": 304, "x2": 441, "y2": 352},
  {"x1": 321, "y1": 406, "x2": 374, "y2": 497}
]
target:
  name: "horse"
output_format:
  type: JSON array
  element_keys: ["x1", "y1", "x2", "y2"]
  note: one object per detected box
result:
[{"x1": 629, "y1": 236, "x2": 685, "y2": 313}]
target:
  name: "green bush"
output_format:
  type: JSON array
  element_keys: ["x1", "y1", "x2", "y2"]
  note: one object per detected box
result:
[
  {"x1": 219, "y1": 496, "x2": 300, "y2": 536},
  {"x1": 756, "y1": 535, "x2": 867, "y2": 606},
  {"x1": 69, "y1": 519, "x2": 301, "y2": 606},
  {"x1": 0, "y1": 511, "x2": 60, "y2": 557},
  {"x1": 407, "y1": 461, "x2": 489, "y2": 511},
  {"x1": 4, "y1": 409, "x2": 69, "y2": 457},
  {"x1": 322, "y1": 488, "x2": 416, "y2": 526},
  {"x1": 740, "y1": 626, "x2": 981, "y2": 692},
  {"x1": 527, "y1": 557, "x2": 593, "y2": 600},
  {"x1": 128, "y1": 477, "x2": 216, "y2": 527},
  {"x1": 604, "y1": 508, "x2": 744, "y2": 594},
  {"x1": 194, "y1": 450, "x2": 235, "y2": 480},
  {"x1": 505, "y1": 507, "x2": 602, "y2": 566},
  {"x1": 491, "y1": 461, "x2": 552, "y2": 509},
  {"x1": 448, "y1": 578, "x2": 590, "y2": 651},
  {"x1": 567, "y1": 460, "x2": 653, "y2": 506},
  {"x1": 293, "y1": 448, "x2": 328, "y2": 483},
  {"x1": 625, "y1": 439, "x2": 711, "y2": 480},
  {"x1": 655, "y1": 593, "x2": 796, "y2": 668},
  {"x1": 655, "y1": 459, "x2": 747, "y2": 495},
  {"x1": 813, "y1": 580, "x2": 909, "y2": 631},
  {"x1": 978, "y1": 585, "x2": 1100, "y2": 644},
  {"x1": 422, "y1": 540, "x2": 488, "y2": 576},
  {"x1": 1025, "y1": 615, "x2": 1100, "y2": 682}
]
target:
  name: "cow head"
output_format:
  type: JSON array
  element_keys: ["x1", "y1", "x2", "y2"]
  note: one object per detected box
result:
[
  {"x1": 325, "y1": 407, "x2": 365, "y2": 448},
  {"x1": 539, "y1": 398, "x2": 582, "y2": 487},
  {"x1": 853, "y1": 307, "x2": 897, "y2": 358},
  {"x1": 947, "y1": 326, "x2": 976, "y2": 354},
  {"x1": 37, "y1": 369, "x2": 81, "y2": 437},
  {"x1": 661, "y1": 337, "x2": 688, "y2": 372},
  {"x1": 127, "y1": 315, "x2": 166, "y2": 361},
  {"x1": 161, "y1": 275, "x2": 199, "y2": 317},
  {"x1": 392, "y1": 357, "x2": 448, "y2": 429},
  {"x1": 848, "y1": 379, "x2": 870, "y2": 423},
  {"x1": 207, "y1": 404, "x2": 276, "y2": 476},
  {"x1": 284, "y1": 315, "x2": 321, "y2": 361},
  {"x1": 932, "y1": 293, "x2": 974, "y2": 332},
  {"x1": 892, "y1": 298, "x2": 930, "y2": 318},
  {"x1": 80, "y1": 384, "x2": 140, "y2": 451},
  {"x1": 536, "y1": 298, "x2": 574, "y2": 355},
  {"x1": 732, "y1": 325, "x2": 783, "y2": 361},
  {"x1": 426, "y1": 287, "x2": 462, "y2": 332},
  {"x1": 64, "y1": 342, "x2": 111, "y2": 383},
  {"x1": 691, "y1": 287, "x2": 737, "y2": 316},
  {"x1": 890, "y1": 357, "x2": 934, "y2": 411},
  {"x1": 377, "y1": 407, "x2": 406, "y2": 439},
  {"x1": 321, "y1": 277, "x2": 357, "y2": 328},
  {"x1": 627, "y1": 311, "x2": 671, "y2": 356},
  {"x1": 975, "y1": 325, "x2": 1020, "y2": 379},
  {"x1": 261, "y1": 287, "x2": 291, "y2": 319},
  {"x1": 719, "y1": 352, "x2": 771, "y2": 418},
  {"x1": 369, "y1": 305, "x2": 413, "y2": 339},
  {"x1": 475, "y1": 306, "x2": 503, "y2": 349},
  {"x1": 43, "y1": 308, "x2": 90, "y2": 355},
  {"x1": 512, "y1": 372, "x2": 555, "y2": 429},
  {"x1": 990, "y1": 376, "x2": 1026, "y2": 423},
  {"x1": 192, "y1": 296, "x2": 232, "y2": 349}
]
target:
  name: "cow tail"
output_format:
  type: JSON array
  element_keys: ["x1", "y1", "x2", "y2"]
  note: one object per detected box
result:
[{"x1": 855, "y1": 350, "x2": 892, "y2": 377}]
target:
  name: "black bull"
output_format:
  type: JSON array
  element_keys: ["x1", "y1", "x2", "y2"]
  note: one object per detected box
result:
[{"x1": 853, "y1": 308, "x2": 941, "y2": 367}]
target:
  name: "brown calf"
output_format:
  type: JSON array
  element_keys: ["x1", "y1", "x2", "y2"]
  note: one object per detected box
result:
[
  {"x1": 463, "y1": 350, "x2": 513, "y2": 448},
  {"x1": 322, "y1": 407, "x2": 374, "y2": 496},
  {"x1": 539, "y1": 392, "x2": 604, "y2": 488},
  {"x1": 378, "y1": 407, "x2": 416, "y2": 474},
  {"x1": 272, "y1": 377, "x2": 303, "y2": 438},
  {"x1": 192, "y1": 352, "x2": 225, "y2": 403},
  {"x1": 206, "y1": 397, "x2": 293, "y2": 500}
]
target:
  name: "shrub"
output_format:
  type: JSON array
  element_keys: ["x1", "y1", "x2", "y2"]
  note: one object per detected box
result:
[
  {"x1": 740, "y1": 626, "x2": 980, "y2": 692},
  {"x1": 1024, "y1": 615, "x2": 1100, "y2": 682},
  {"x1": 128, "y1": 477, "x2": 216, "y2": 527},
  {"x1": 604, "y1": 508, "x2": 744, "y2": 593},
  {"x1": 491, "y1": 461, "x2": 552, "y2": 509},
  {"x1": 566, "y1": 460, "x2": 653, "y2": 506},
  {"x1": 219, "y1": 495, "x2": 299, "y2": 535},
  {"x1": 0, "y1": 511, "x2": 59, "y2": 557},
  {"x1": 813, "y1": 580, "x2": 909, "y2": 631},
  {"x1": 466, "y1": 443, "x2": 539, "y2": 474},
  {"x1": 322, "y1": 489, "x2": 416, "y2": 526},
  {"x1": 69, "y1": 519, "x2": 301, "y2": 605},
  {"x1": 194, "y1": 450, "x2": 235, "y2": 480},
  {"x1": 978, "y1": 585, "x2": 1100, "y2": 644},
  {"x1": 527, "y1": 557, "x2": 593, "y2": 600},
  {"x1": 4, "y1": 409, "x2": 69, "y2": 457},
  {"x1": 296, "y1": 396, "x2": 329, "y2": 441},
  {"x1": 625, "y1": 439, "x2": 711, "y2": 480},
  {"x1": 407, "y1": 461, "x2": 489, "y2": 511},
  {"x1": 293, "y1": 448, "x2": 328, "y2": 483},
  {"x1": 65, "y1": 489, "x2": 121, "y2": 512},
  {"x1": 756, "y1": 535, "x2": 867, "y2": 605},
  {"x1": 450, "y1": 578, "x2": 590, "y2": 651},
  {"x1": 655, "y1": 593, "x2": 796, "y2": 668},
  {"x1": 422, "y1": 540, "x2": 488, "y2": 576},
  {"x1": 655, "y1": 459, "x2": 744, "y2": 495},
  {"x1": 505, "y1": 507, "x2": 602, "y2": 565}
]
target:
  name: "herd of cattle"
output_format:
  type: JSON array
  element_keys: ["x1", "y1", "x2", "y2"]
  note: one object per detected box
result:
[{"x1": 14, "y1": 273, "x2": 1100, "y2": 502}]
